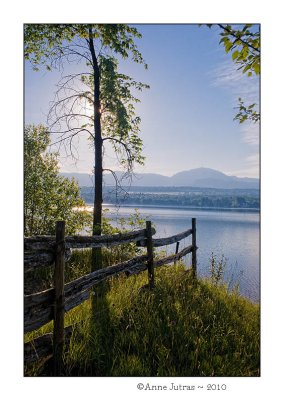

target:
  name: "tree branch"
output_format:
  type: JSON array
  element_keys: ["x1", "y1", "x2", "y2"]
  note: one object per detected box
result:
[{"x1": 218, "y1": 24, "x2": 260, "y2": 53}]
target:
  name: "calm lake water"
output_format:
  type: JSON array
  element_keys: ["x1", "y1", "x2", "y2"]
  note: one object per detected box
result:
[{"x1": 103, "y1": 205, "x2": 260, "y2": 302}]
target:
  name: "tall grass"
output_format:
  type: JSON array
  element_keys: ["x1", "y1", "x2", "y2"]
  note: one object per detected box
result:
[
  {"x1": 25, "y1": 262, "x2": 259, "y2": 377},
  {"x1": 24, "y1": 212, "x2": 145, "y2": 294},
  {"x1": 25, "y1": 212, "x2": 259, "y2": 377}
]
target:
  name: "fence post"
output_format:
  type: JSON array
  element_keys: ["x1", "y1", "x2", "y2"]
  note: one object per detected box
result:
[
  {"x1": 146, "y1": 221, "x2": 155, "y2": 289},
  {"x1": 174, "y1": 241, "x2": 180, "y2": 266},
  {"x1": 192, "y1": 218, "x2": 197, "y2": 278},
  {"x1": 53, "y1": 221, "x2": 65, "y2": 376}
]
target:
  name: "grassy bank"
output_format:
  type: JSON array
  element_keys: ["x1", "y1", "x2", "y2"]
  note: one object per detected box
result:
[{"x1": 25, "y1": 262, "x2": 260, "y2": 377}]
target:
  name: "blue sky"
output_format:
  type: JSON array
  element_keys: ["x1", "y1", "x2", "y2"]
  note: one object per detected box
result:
[{"x1": 25, "y1": 24, "x2": 259, "y2": 178}]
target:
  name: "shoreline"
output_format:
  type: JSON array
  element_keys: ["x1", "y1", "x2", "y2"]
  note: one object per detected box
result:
[{"x1": 76, "y1": 203, "x2": 260, "y2": 213}]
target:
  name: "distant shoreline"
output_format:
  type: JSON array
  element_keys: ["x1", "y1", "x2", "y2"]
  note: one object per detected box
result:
[{"x1": 80, "y1": 203, "x2": 260, "y2": 213}]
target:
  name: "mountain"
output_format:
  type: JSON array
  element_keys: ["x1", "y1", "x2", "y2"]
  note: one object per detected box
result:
[
  {"x1": 61, "y1": 167, "x2": 259, "y2": 189},
  {"x1": 168, "y1": 168, "x2": 259, "y2": 189}
]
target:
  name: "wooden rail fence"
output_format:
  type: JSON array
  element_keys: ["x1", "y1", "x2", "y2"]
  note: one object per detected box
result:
[{"x1": 24, "y1": 218, "x2": 197, "y2": 374}]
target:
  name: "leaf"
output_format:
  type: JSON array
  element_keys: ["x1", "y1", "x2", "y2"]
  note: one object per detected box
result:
[
  {"x1": 241, "y1": 45, "x2": 249, "y2": 59},
  {"x1": 243, "y1": 64, "x2": 251, "y2": 73},
  {"x1": 252, "y1": 62, "x2": 260, "y2": 74},
  {"x1": 232, "y1": 50, "x2": 239, "y2": 60},
  {"x1": 225, "y1": 41, "x2": 233, "y2": 52}
]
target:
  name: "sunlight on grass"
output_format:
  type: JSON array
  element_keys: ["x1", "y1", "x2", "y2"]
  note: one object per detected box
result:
[{"x1": 25, "y1": 262, "x2": 259, "y2": 377}]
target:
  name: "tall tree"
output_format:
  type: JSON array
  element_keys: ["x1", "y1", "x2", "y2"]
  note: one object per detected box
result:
[
  {"x1": 25, "y1": 24, "x2": 149, "y2": 268},
  {"x1": 24, "y1": 124, "x2": 91, "y2": 236}
]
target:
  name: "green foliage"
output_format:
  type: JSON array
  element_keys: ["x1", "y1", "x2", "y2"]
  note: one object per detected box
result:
[
  {"x1": 110, "y1": 207, "x2": 147, "y2": 232},
  {"x1": 97, "y1": 189, "x2": 260, "y2": 209},
  {"x1": 24, "y1": 24, "x2": 147, "y2": 69},
  {"x1": 234, "y1": 98, "x2": 260, "y2": 124},
  {"x1": 205, "y1": 24, "x2": 260, "y2": 124},
  {"x1": 209, "y1": 252, "x2": 227, "y2": 285},
  {"x1": 24, "y1": 24, "x2": 149, "y2": 171},
  {"x1": 25, "y1": 264, "x2": 260, "y2": 377},
  {"x1": 100, "y1": 209, "x2": 147, "y2": 268},
  {"x1": 217, "y1": 24, "x2": 260, "y2": 77},
  {"x1": 218, "y1": 24, "x2": 260, "y2": 124},
  {"x1": 24, "y1": 125, "x2": 91, "y2": 236},
  {"x1": 24, "y1": 210, "x2": 147, "y2": 294},
  {"x1": 80, "y1": 57, "x2": 149, "y2": 167}
]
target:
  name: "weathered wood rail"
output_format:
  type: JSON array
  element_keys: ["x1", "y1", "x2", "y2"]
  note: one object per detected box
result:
[{"x1": 24, "y1": 218, "x2": 197, "y2": 373}]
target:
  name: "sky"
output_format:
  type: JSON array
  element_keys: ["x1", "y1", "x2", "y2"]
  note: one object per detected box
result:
[{"x1": 25, "y1": 24, "x2": 260, "y2": 178}]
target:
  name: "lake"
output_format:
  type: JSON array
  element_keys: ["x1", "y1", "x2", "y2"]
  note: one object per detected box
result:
[{"x1": 103, "y1": 205, "x2": 260, "y2": 302}]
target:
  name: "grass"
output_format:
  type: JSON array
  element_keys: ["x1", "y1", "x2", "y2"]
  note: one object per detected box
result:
[{"x1": 25, "y1": 258, "x2": 260, "y2": 377}]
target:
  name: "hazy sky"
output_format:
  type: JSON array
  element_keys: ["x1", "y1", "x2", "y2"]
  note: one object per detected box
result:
[{"x1": 25, "y1": 24, "x2": 259, "y2": 178}]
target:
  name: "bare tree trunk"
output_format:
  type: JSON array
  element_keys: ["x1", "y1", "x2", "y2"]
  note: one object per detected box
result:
[
  {"x1": 89, "y1": 27, "x2": 103, "y2": 271},
  {"x1": 93, "y1": 118, "x2": 103, "y2": 237}
]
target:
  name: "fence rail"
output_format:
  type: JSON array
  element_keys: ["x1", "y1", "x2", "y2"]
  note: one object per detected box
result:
[
  {"x1": 24, "y1": 228, "x2": 156, "y2": 251},
  {"x1": 137, "y1": 227, "x2": 193, "y2": 248},
  {"x1": 24, "y1": 218, "x2": 197, "y2": 373},
  {"x1": 24, "y1": 227, "x2": 156, "y2": 271}
]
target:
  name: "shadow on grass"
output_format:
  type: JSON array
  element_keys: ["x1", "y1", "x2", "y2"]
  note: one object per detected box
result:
[{"x1": 27, "y1": 261, "x2": 260, "y2": 377}]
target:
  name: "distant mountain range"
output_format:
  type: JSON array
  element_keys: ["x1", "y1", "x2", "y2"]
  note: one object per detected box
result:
[{"x1": 61, "y1": 167, "x2": 259, "y2": 190}]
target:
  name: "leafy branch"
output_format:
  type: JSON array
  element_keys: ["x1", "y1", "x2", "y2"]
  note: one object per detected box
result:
[
  {"x1": 234, "y1": 98, "x2": 260, "y2": 124},
  {"x1": 204, "y1": 24, "x2": 260, "y2": 124}
]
